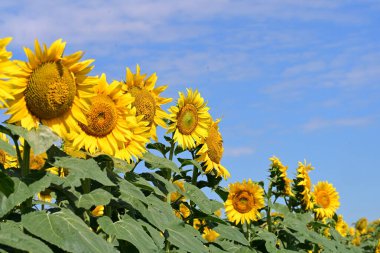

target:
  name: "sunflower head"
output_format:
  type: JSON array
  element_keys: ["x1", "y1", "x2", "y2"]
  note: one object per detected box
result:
[
  {"x1": 269, "y1": 156, "x2": 294, "y2": 197},
  {"x1": 37, "y1": 189, "x2": 52, "y2": 203},
  {"x1": 293, "y1": 160, "x2": 314, "y2": 211},
  {"x1": 123, "y1": 65, "x2": 172, "y2": 141},
  {"x1": 0, "y1": 133, "x2": 17, "y2": 169},
  {"x1": 196, "y1": 119, "x2": 230, "y2": 179},
  {"x1": 168, "y1": 89, "x2": 211, "y2": 150},
  {"x1": 0, "y1": 37, "x2": 19, "y2": 107},
  {"x1": 5, "y1": 39, "x2": 96, "y2": 138},
  {"x1": 312, "y1": 181, "x2": 340, "y2": 219},
  {"x1": 225, "y1": 179, "x2": 265, "y2": 225},
  {"x1": 202, "y1": 227, "x2": 220, "y2": 242},
  {"x1": 335, "y1": 215, "x2": 349, "y2": 237},
  {"x1": 91, "y1": 205, "x2": 105, "y2": 217},
  {"x1": 355, "y1": 218, "x2": 368, "y2": 234}
]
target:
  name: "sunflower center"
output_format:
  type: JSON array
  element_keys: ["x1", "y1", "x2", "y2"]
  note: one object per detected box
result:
[
  {"x1": 0, "y1": 150, "x2": 6, "y2": 165},
  {"x1": 130, "y1": 87, "x2": 156, "y2": 124},
  {"x1": 232, "y1": 191, "x2": 254, "y2": 213},
  {"x1": 177, "y1": 104, "x2": 198, "y2": 135},
  {"x1": 206, "y1": 125, "x2": 223, "y2": 163},
  {"x1": 317, "y1": 191, "x2": 330, "y2": 208},
  {"x1": 25, "y1": 61, "x2": 76, "y2": 120},
  {"x1": 79, "y1": 94, "x2": 118, "y2": 137}
]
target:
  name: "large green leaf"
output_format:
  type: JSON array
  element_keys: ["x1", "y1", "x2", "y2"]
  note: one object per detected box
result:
[
  {"x1": 166, "y1": 222, "x2": 208, "y2": 253},
  {"x1": 124, "y1": 172, "x2": 166, "y2": 197},
  {"x1": 98, "y1": 216, "x2": 159, "y2": 252},
  {"x1": 0, "y1": 222, "x2": 53, "y2": 253},
  {"x1": 119, "y1": 179, "x2": 147, "y2": 204},
  {"x1": 182, "y1": 182, "x2": 213, "y2": 214},
  {"x1": 214, "y1": 223, "x2": 249, "y2": 246},
  {"x1": 4, "y1": 124, "x2": 60, "y2": 155},
  {"x1": 141, "y1": 172, "x2": 176, "y2": 195},
  {"x1": 0, "y1": 138, "x2": 16, "y2": 156},
  {"x1": 53, "y1": 157, "x2": 115, "y2": 187},
  {"x1": 0, "y1": 175, "x2": 52, "y2": 218},
  {"x1": 143, "y1": 152, "x2": 181, "y2": 173},
  {"x1": 76, "y1": 188, "x2": 113, "y2": 209},
  {"x1": 22, "y1": 210, "x2": 117, "y2": 253},
  {"x1": 0, "y1": 171, "x2": 14, "y2": 197}
]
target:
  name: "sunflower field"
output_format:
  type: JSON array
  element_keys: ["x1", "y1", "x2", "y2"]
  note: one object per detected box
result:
[{"x1": 0, "y1": 38, "x2": 379, "y2": 253}]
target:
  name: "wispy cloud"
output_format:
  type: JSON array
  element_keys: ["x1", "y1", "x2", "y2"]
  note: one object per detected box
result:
[
  {"x1": 224, "y1": 146, "x2": 255, "y2": 157},
  {"x1": 302, "y1": 116, "x2": 373, "y2": 132}
]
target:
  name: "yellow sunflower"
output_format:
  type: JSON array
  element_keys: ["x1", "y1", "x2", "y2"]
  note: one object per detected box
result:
[
  {"x1": 196, "y1": 119, "x2": 230, "y2": 179},
  {"x1": 202, "y1": 227, "x2": 220, "y2": 242},
  {"x1": 335, "y1": 214, "x2": 348, "y2": 237},
  {"x1": 174, "y1": 203, "x2": 191, "y2": 219},
  {"x1": 4, "y1": 39, "x2": 96, "y2": 138},
  {"x1": 312, "y1": 181, "x2": 340, "y2": 219},
  {"x1": 294, "y1": 160, "x2": 314, "y2": 211},
  {"x1": 0, "y1": 37, "x2": 19, "y2": 106},
  {"x1": 69, "y1": 74, "x2": 144, "y2": 157},
  {"x1": 91, "y1": 205, "x2": 105, "y2": 217},
  {"x1": 37, "y1": 189, "x2": 52, "y2": 203},
  {"x1": 0, "y1": 133, "x2": 18, "y2": 169},
  {"x1": 225, "y1": 179, "x2": 265, "y2": 225},
  {"x1": 170, "y1": 180, "x2": 186, "y2": 202},
  {"x1": 168, "y1": 89, "x2": 211, "y2": 150},
  {"x1": 269, "y1": 156, "x2": 294, "y2": 197},
  {"x1": 355, "y1": 218, "x2": 368, "y2": 234},
  {"x1": 122, "y1": 65, "x2": 172, "y2": 141}
]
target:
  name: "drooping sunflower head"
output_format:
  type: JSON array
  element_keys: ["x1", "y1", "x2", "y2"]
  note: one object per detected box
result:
[
  {"x1": 269, "y1": 156, "x2": 294, "y2": 197},
  {"x1": 4, "y1": 39, "x2": 96, "y2": 138},
  {"x1": 335, "y1": 214, "x2": 349, "y2": 237},
  {"x1": 70, "y1": 74, "x2": 145, "y2": 157},
  {"x1": 0, "y1": 133, "x2": 18, "y2": 169},
  {"x1": 168, "y1": 89, "x2": 211, "y2": 150},
  {"x1": 225, "y1": 179, "x2": 265, "y2": 225},
  {"x1": 312, "y1": 181, "x2": 340, "y2": 219},
  {"x1": 122, "y1": 65, "x2": 172, "y2": 141},
  {"x1": 0, "y1": 37, "x2": 19, "y2": 107},
  {"x1": 196, "y1": 119, "x2": 230, "y2": 179},
  {"x1": 293, "y1": 160, "x2": 314, "y2": 211}
]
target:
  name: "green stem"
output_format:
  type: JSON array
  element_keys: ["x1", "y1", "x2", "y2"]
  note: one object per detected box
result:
[
  {"x1": 21, "y1": 141, "x2": 31, "y2": 178},
  {"x1": 11, "y1": 135, "x2": 23, "y2": 168},
  {"x1": 191, "y1": 165, "x2": 198, "y2": 186},
  {"x1": 166, "y1": 141, "x2": 175, "y2": 180},
  {"x1": 165, "y1": 238, "x2": 170, "y2": 252},
  {"x1": 246, "y1": 222, "x2": 252, "y2": 242},
  {"x1": 266, "y1": 181, "x2": 273, "y2": 233},
  {"x1": 81, "y1": 178, "x2": 91, "y2": 194}
]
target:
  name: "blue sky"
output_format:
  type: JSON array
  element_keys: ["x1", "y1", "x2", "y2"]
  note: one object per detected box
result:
[{"x1": 1, "y1": 1, "x2": 379, "y2": 224}]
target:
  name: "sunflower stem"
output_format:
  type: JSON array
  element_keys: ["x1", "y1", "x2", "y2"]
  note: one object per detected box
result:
[
  {"x1": 266, "y1": 181, "x2": 273, "y2": 233},
  {"x1": 11, "y1": 135, "x2": 23, "y2": 168},
  {"x1": 21, "y1": 141, "x2": 32, "y2": 212},
  {"x1": 191, "y1": 164, "x2": 198, "y2": 186},
  {"x1": 166, "y1": 141, "x2": 175, "y2": 180}
]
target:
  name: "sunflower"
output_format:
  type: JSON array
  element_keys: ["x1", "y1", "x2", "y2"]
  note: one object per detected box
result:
[
  {"x1": 269, "y1": 156, "x2": 294, "y2": 197},
  {"x1": 202, "y1": 227, "x2": 220, "y2": 242},
  {"x1": 355, "y1": 218, "x2": 368, "y2": 234},
  {"x1": 69, "y1": 74, "x2": 145, "y2": 157},
  {"x1": 4, "y1": 39, "x2": 96, "y2": 138},
  {"x1": 293, "y1": 160, "x2": 314, "y2": 211},
  {"x1": 37, "y1": 189, "x2": 52, "y2": 203},
  {"x1": 312, "y1": 181, "x2": 340, "y2": 219},
  {"x1": 335, "y1": 215, "x2": 349, "y2": 237},
  {"x1": 122, "y1": 65, "x2": 172, "y2": 141},
  {"x1": 174, "y1": 203, "x2": 191, "y2": 219},
  {"x1": 170, "y1": 180, "x2": 185, "y2": 202},
  {"x1": 0, "y1": 37, "x2": 19, "y2": 106},
  {"x1": 196, "y1": 119, "x2": 230, "y2": 179},
  {"x1": 91, "y1": 205, "x2": 104, "y2": 217},
  {"x1": 168, "y1": 89, "x2": 211, "y2": 150},
  {"x1": 225, "y1": 179, "x2": 265, "y2": 225}
]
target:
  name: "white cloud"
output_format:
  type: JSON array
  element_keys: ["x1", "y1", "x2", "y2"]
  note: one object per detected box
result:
[
  {"x1": 224, "y1": 146, "x2": 255, "y2": 157},
  {"x1": 302, "y1": 117, "x2": 373, "y2": 132}
]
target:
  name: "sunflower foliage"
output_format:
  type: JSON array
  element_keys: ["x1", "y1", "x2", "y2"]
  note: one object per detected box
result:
[{"x1": 0, "y1": 37, "x2": 378, "y2": 253}]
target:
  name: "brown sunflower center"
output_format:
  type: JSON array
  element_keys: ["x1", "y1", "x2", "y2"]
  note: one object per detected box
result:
[
  {"x1": 0, "y1": 150, "x2": 6, "y2": 165},
  {"x1": 177, "y1": 104, "x2": 198, "y2": 135},
  {"x1": 317, "y1": 191, "x2": 330, "y2": 208},
  {"x1": 206, "y1": 125, "x2": 223, "y2": 163},
  {"x1": 79, "y1": 94, "x2": 118, "y2": 137},
  {"x1": 25, "y1": 61, "x2": 76, "y2": 120},
  {"x1": 232, "y1": 191, "x2": 254, "y2": 213},
  {"x1": 130, "y1": 87, "x2": 156, "y2": 124}
]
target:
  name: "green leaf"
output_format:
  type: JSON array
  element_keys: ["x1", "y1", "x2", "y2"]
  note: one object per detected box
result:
[
  {"x1": 53, "y1": 157, "x2": 115, "y2": 187},
  {"x1": 0, "y1": 222, "x2": 53, "y2": 253},
  {"x1": 143, "y1": 152, "x2": 181, "y2": 173},
  {"x1": 76, "y1": 188, "x2": 113, "y2": 209},
  {"x1": 137, "y1": 220, "x2": 165, "y2": 249},
  {"x1": 0, "y1": 171, "x2": 14, "y2": 197},
  {"x1": 214, "y1": 223, "x2": 249, "y2": 246},
  {"x1": 182, "y1": 182, "x2": 213, "y2": 214},
  {"x1": 0, "y1": 175, "x2": 53, "y2": 218},
  {"x1": 124, "y1": 172, "x2": 166, "y2": 197},
  {"x1": 112, "y1": 157, "x2": 134, "y2": 173},
  {"x1": 178, "y1": 158, "x2": 202, "y2": 171},
  {"x1": 98, "y1": 216, "x2": 159, "y2": 252},
  {"x1": 119, "y1": 179, "x2": 147, "y2": 204},
  {"x1": 215, "y1": 186, "x2": 229, "y2": 202},
  {"x1": 0, "y1": 138, "x2": 16, "y2": 156},
  {"x1": 5, "y1": 124, "x2": 60, "y2": 155},
  {"x1": 22, "y1": 210, "x2": 117, "y2": 253},
  {"x1": 166, "y1": 222, "x2": 208, "y2": 253},
  {"x1": 141, "y1": 172, "x2": 177, "y2": 195}
]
